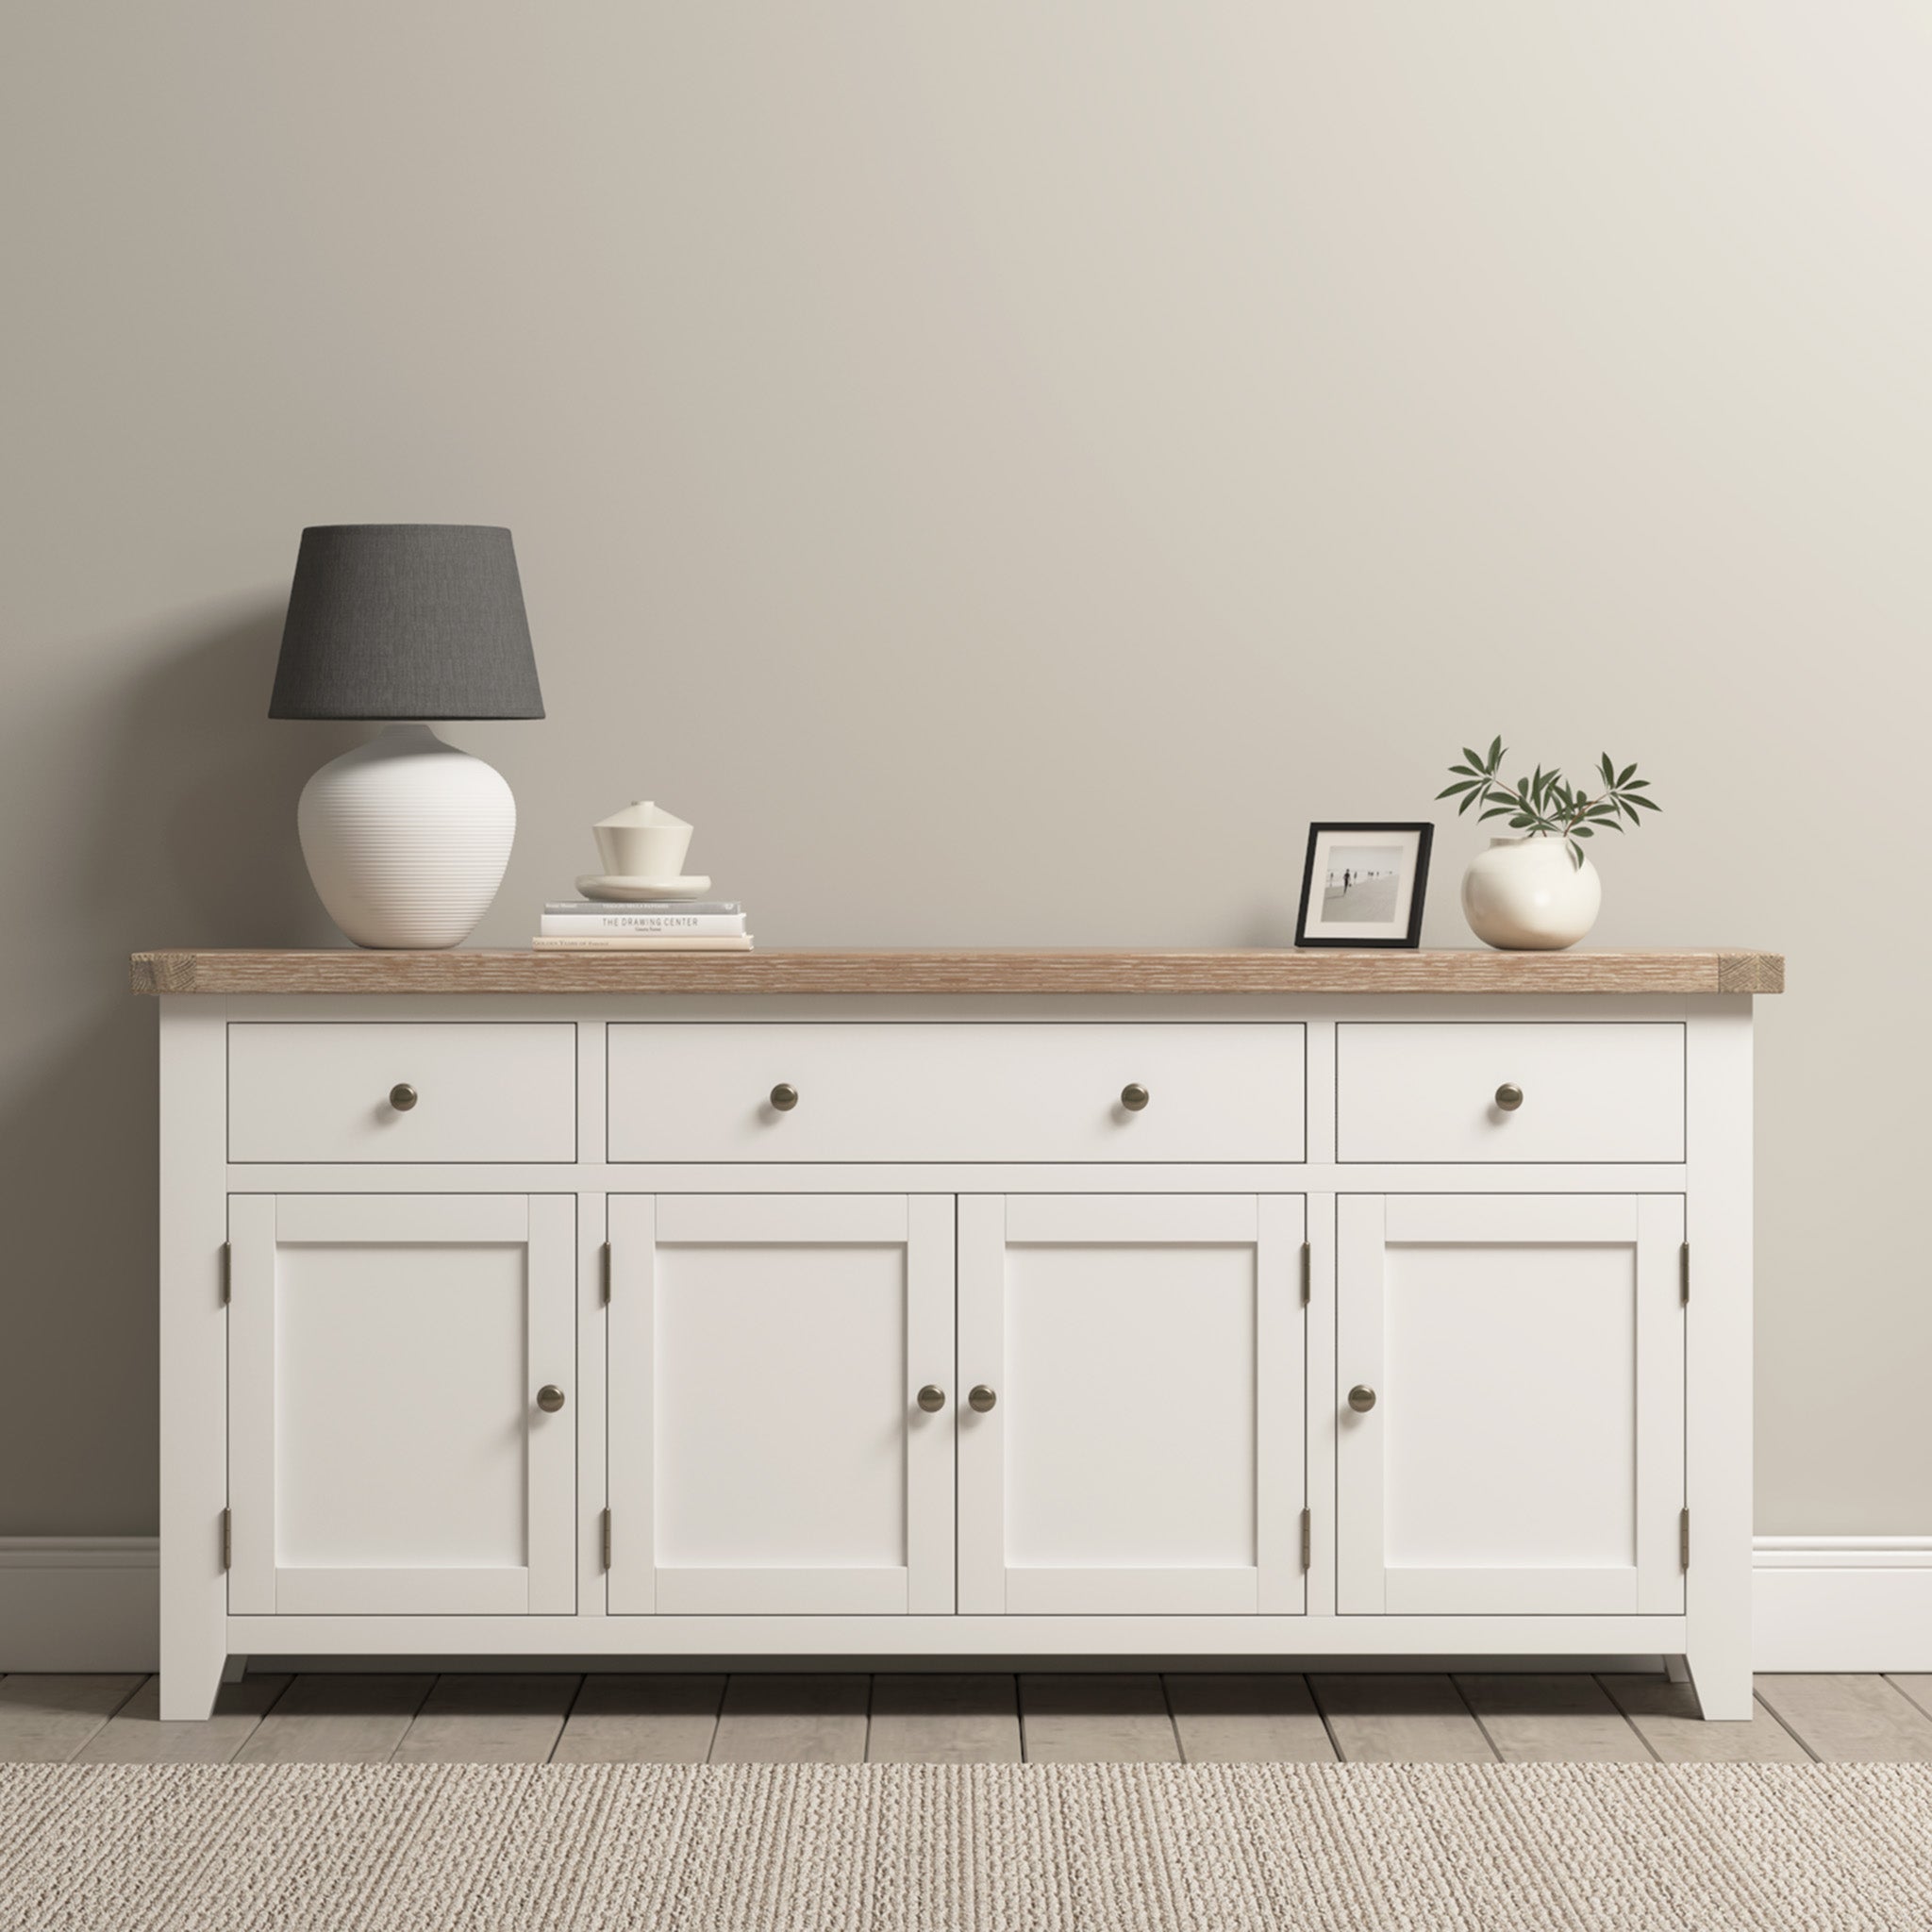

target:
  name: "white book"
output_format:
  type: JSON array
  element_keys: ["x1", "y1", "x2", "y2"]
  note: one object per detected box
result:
[
  {"x1": 538, "y1": 911, "x2": 747, "y2": 937},
  {"x1": 543, "y1": 900, "x2": 741, "y2": 916},
  {"x1": 530, "y1": 935, "x2": 755, "y2": 952}
]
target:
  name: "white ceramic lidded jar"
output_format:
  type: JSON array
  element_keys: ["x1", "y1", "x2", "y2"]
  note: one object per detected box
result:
[
  {"x1": 1461, "y1": 834, "x2": 1602, "y2": 950},
  {"x1": 593, "y1": 800, "x2": 694, "y2": 880}
]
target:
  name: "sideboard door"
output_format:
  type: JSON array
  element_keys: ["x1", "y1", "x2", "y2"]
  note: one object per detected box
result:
[
  {"x1": 957, "y1": 1194, "x2": 1307, "y2": 1616},
  {"x1": 1336, "y1": 1193, "x2": 1686, "y2": 1616},
  {"x1": 607, "y1": 1194, "x2": 955, "y2": 1615},
  {"x1": 225, "y1": 1193, "x2": 575, "y2": 1617}
]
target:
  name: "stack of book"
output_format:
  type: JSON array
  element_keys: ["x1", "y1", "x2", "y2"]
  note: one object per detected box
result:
[{"x1": 531, "y1": 901, "x2": 753, "y2": 952}]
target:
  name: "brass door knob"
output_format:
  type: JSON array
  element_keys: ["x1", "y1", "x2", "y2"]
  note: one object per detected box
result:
[
  {"x1": 770, "y1": 1083, "x2": 800, "y2": 1111},
  {"x1": 1347, "y1": 1384, "x2": 1377, "y2": 1413},
  {"x1": 1494, "y1": 1083, "x2": 1524, "y2": 1111},
  {"x1": 389, "y1": 1083, "x2": 419, "y2": 1111},
  {"x1": 916, "y1": 1384, "x2": 947, "y2": 1413},
  {"x1": 968, "y1": 1385, "x2": 998, "y2": 1413},
  {"x1": 1121, "y1": 1083, "x2": 1151, "y2": 1111},
  {"x1": 536, "y1": 1384, "x2": 567, "y2": 1413}
]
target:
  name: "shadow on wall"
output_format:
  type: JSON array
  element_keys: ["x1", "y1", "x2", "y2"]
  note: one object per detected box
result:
[
  {"x1": 0, "y1": 608, "x2": 359, "y2": 1532},
  {"x1": 115, "y1": 610, "x2": 363, "y2": 942}
]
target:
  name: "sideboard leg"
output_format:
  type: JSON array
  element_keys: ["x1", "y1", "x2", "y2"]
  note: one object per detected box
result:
[
  {"x1": 221, "y1": 1655, "x2": 249, "y2": 1685},
  {"x1": 1664, "y1": 1654, "x2": 1691, "y2": 1684},
  {"x1": 1684, "y1": 1003, "x2": 1756, "y2": 1726},
  {"x1": 158, "y1": 998, "x2": 231, "y2": 1724},
  {"x1": 159, "y1": 1641, "x2": 227, "y2": 1722},
  {"x1": 1685, "y1": 1640, "x2": 1754, "y2": 1721}
]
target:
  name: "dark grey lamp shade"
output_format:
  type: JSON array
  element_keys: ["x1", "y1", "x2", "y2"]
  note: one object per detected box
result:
[{"x1": 270, "y1": 525, "x2": 544, "y2": 720}]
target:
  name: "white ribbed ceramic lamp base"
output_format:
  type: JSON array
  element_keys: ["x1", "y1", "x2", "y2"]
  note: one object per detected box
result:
[{"x1": 297, "y1": 724, "x2": 515, "y2": 949}]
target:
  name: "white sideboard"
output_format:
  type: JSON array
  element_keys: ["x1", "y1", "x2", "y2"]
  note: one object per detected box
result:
[{"x1": 136, "y1": 947, "x2": 1780, "y2": 1720}]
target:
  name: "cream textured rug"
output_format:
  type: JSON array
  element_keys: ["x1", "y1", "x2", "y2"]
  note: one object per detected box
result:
[{"x1": 5, "y1": 1761, "x2": 1931, "y2": 1930}]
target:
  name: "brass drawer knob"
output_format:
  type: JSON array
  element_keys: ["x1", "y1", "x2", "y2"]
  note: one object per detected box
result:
[
  {"x1": 968, "y1": 1384, "x2": 998, "y2": 1413},
  {"x1": 1347, "y1": 1384, "x2": 1377, "y2": 1413},
  {"x1": 536, "y1": 1384, "x2": 567, "y2": 1413},
  {"x1": 916, "y1": 1384, "x2": 947, "y2": 1413},
  {"x1": 389, "y1": 1083, "x2": 419, "y2": 1112},
  {"x1": 1494, "y1": 1083, "x2": 1524, "y2": 1111},
  {"x1": 770, "y1": 1083, "x2": 799, "y2": 1111},
  {"x1": 1121, "y1": 1083, "x2": 1151, "y2": 1111}
]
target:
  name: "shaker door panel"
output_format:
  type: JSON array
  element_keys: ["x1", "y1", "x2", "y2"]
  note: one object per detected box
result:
[
  {"x1": 607, "y1": 1194, "x2": 955, "y2": 1615},
  {"x1": 1337, "y1": 1193, "x2": 1685, "y2": 1616},
  {"x1": 226, "y1": 1193, "x2": 575, "y2": 1616},
  {"x1": 958, "y1": 1194, "x2": 1306, "y2": 1616}
]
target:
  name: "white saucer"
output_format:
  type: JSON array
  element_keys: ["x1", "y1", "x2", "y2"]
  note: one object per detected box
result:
[{"x1": 575, "y1": 874, "x2": 715, "y2": 903}]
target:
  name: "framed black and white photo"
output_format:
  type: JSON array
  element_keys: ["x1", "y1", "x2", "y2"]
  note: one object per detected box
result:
[{"x1": 1294, "y1": 822, "x2": 1433, "y2": 948}]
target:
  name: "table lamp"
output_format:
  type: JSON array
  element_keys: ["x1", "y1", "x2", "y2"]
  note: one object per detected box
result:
[{"x1": 271, "y1": 524, "x2": 544, "y2": 949}]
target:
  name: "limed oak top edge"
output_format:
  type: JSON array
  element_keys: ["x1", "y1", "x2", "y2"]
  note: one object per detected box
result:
[{"x1": 130, "y1": 947, "x2": 1784, "y2": 995}]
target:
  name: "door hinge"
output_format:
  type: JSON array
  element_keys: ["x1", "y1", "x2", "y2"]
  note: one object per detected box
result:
[
  {"x1": 600, "y1": 1241, "x2": 612, "y2": 1305},
  {"x1": 1300, "y1": 1241, "x2": 1311, "y2": 1307},
  {"x1": 220, "y1": 1507, "x2": 232, "y2": 1572},
  {"x1": 1679, "y1": 1241, "x2": 1690, "y2": 1306},
  {"x1": 220, "y1": 1241, "x2": 231, "y2": 1306},
  {"x1": 1300, "y1": 1507, "x2": 1312, "y2": 1570},
  {"x1": 601, "y1": 1507, "x2": 612, "y2": 1571},
  {"x1": 1679, "y1": 1507, "x2": 1690, "y2": 1570}
]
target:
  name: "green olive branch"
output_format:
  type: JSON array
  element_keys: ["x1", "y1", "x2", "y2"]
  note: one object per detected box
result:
[{"x1": 1437, "y1": 737, "x2": 1661, "y2": 870}]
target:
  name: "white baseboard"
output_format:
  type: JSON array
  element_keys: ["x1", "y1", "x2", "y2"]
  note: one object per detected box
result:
[
  {"x1": 0, "y1": 1538, "x2": 158, "y2": 1672},
  {"x1": 1752, "y1": 1537, "x2": 1932, "y2": 1673},
  {"x1": 3, "y1": 1535, "x2": 1924, "y2": 1675}
]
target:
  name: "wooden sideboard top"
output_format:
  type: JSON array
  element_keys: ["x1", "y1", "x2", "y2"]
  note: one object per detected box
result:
[{"x1": 130, "y1": 947, "x2": 1784, "y2": 996}]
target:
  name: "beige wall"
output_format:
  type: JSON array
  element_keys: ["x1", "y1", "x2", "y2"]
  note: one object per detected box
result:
[{"x1": 2, "y1": 6, "x2": 1925, "y2": 1534}]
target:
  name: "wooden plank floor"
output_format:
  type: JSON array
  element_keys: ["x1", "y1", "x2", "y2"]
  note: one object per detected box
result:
[{"x1": 7, "y1": 1672, "x2": 1929, "y2": 1765}]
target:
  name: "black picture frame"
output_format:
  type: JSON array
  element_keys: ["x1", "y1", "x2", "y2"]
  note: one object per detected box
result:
[{"x1": 1293, "y1": 822, "x2": 1434, "y2": 949}]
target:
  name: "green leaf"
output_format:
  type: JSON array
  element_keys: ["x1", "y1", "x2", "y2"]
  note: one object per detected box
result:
[
  {"x1": 1437, "y1": 780, "x2": 1477, "y2": 798},
  {"x1": 1621, "y1": 799, "x2": 1641, "y2": 823},
  {"x1": 1508, "y1": 814, "x2": 1535, "y2": 828},
  {"x1": 1448, "y1": 763, "x2": 1476, "y2": 776},
  {"x1": 1488, "y1": 736, "x2": 1504, "y2": 769},
  {"x1": 1574, "y1": 824, "x2": 1593, "y2": 837},
  {"x1": 1461, "y1": 747, "x2": 1486, "y2": 774},
  {"x1": 1629, "y1": 793, "x2": 1660, "y2": 811},
  {"x1": 1458, "y1": 793, "x2": 1478, "y2": 814},
  {"x1": 1477, "y1": 806, "x2": 1512, "y2": 821},
  {"x1": 1567, "y1": 841, "x2": 1585, "y2": 869},
  {"x1": 1619, "y1": 763, "x2": 1636, "y2": 786},
  {"x1": 1624, "y1": 777, "x2": 1650, "y2": 789},
  {"x1": 1600, "y1": 753, "x2": 1615, "y2": 785}
]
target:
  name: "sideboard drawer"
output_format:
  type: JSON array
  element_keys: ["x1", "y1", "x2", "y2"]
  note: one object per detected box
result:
[
  {"x1": 228, "y1": 1024, "x2": 576, "y2": 1162},
  {"x1": 1336, "y1": 1023, "x2": 1684, "y2": 1162},
  {"x1": 607, "y1": 1023, "x2": 1305, "y2": 1162}
]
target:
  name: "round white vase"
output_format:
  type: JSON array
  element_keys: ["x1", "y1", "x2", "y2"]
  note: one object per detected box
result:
[
  {"x1": 296, "y1": 724, "x2": 515, "y2": 949},
  {"x1": 1460, "y1": 834, "x2": 1602, "y2": 951}
]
